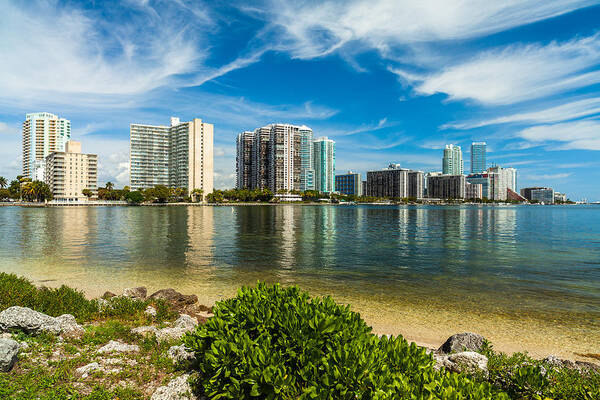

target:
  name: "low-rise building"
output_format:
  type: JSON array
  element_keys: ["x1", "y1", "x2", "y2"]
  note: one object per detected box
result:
[
  {"x1": 408, "y1": 171, "x2": 424, "y2": 199},
  {"x1": 555, "y1": 192, "x2": 567, "y2": 203},
  {"x1": 520, "y1": 187, "x2": 546, "y2": 201},
  {"x1": 531, "y1": 188, "x2": 555, "y2": 204},
  {"x1": 45, "y1": 140, "x2": 97, "y2": 202},
  {"x1": 335, "y1": 171, "x2": 362, "y2": 196},
  {"x1": 427, "y1": 174, "x2": 465, "y2": 199}
]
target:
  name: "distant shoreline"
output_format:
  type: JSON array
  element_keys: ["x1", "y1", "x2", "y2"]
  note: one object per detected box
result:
[{"x1": 0, "y1": 201, "x2": 587, "y2": 207}]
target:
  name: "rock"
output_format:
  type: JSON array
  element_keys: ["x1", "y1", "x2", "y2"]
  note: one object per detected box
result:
[
  {"x1": 0, "y1": 338, "x2": 20, "y2": 372},
  {"x1": 445, "y1": 351, "x2": 489, "y2": 376},
  {"x1": 123, "y1": 286, "x2": 147, "y2": 300},
  {"x1": 101, "y1": 291, "x2": 117, "y2": 299},
  {"x1": 156, "y1": 327, "x2": 189, "y2": 342},
  {"x1": 76, "y1": 362, "x2": 102, "y2": 378},
  {"x1": 151, "y1": 374, "x2": 197, "y2": 400},
  {"x1": 168, "y1": 345, "x2": 196, "y2": 364},
  {"x1": 544, "y1": 355, "x2": 600, "y2": 373},
  {"x1": 576, "y1": 361, "x2": 600, "y2": 372},
  {"x1": 438, "y1": 332, "x2": 486, "y2": 354},
  {"x1": 174, "y1": 315, "x2": 198, "y2": 330},
  {"x1": 55, "y1": 314, "x2": 84, "y2": 338},
  {"x1": 131, "y1": 325, "x2": 159, "y2": 336},
  {"x1": 96, "y1": 340, "x2": 140, "y2": 354},
  {"x1": 155, "y1": 315, "x2": 198, "y2": 342},
  {"x1": 0, "y1": 306, "x2": 83, "y2": 337},
  {"x1": 145, "y1": 306, "x2": 157, "y2": 317},
  {"x1": 0, "y1": 333, "x2": 12, "y2": 340},
  {"x1": 196, "y1": 311, "x2": 213, "y2": 320},
  {"x1": 149, "y1": 289, "x2": 198, "y2": 308}
]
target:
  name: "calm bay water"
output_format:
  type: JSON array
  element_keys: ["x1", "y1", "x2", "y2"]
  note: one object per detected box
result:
[{"x1": 0, "y1": 204, "x2": 599, "y2": 359}]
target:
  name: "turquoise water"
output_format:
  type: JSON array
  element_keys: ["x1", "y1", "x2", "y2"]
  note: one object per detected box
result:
[{"x1": 0, "y1": 204, "x2": 598, "y2": 358}]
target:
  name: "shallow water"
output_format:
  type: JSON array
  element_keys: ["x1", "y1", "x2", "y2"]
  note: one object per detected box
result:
[{"x1": 0, "y1": 205, "x2": 598, "y2": 359}]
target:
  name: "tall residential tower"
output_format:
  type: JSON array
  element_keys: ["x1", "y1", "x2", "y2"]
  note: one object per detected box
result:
[
  {"x1": 442, "y1": 144, "x2": 463, "y2": 175},
  {"x1": 130, "y1": 117, "x2": 213, "y2": 195},
  {"x1": 313, "y1": 137, "x2": 335, "y2": 193},
  {"x1": 22, "y1": 112, "x2": 71, "y2": 180}
]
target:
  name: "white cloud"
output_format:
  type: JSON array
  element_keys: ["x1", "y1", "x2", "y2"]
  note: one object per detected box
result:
[
  {"x1": 443, "y1": 97, "x2": 600, "y2": 130},
  {"x1": 518, "y1": 119, "x2": 600, "y2": 150},
  {"x1": 259, "y1": 0, "x2": 595, "y2": 59},
  {"x1": 394, "y1": 33, "x2": 600, "y2": 105},
  {"x1": 0, "y1": 122, "x2": 18, "y2": 135},
  {"x1": 524, "y1": 173, "x2": 571, "y2": 180}
]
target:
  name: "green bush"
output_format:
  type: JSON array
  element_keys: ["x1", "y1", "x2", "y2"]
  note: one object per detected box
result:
[
  {"x1": 0, "y1": 273, "x2": 98, "y2": 321},
  {"x1": 184, "y1": 283, "x2": 507, "y2": 399},
  {"x1": 480, "y1": 342, "x2": 600, "y2": 400}
]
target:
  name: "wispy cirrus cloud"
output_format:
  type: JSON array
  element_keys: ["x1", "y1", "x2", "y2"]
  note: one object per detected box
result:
[
  {"x1": 518, "y1": 119, "x2": 600, "y2": 150},
  {"x1": 255, "y1": 0, "x2": 596, "y2": 59},
  {"x1": 442, "y1": 97, "x2": 600, "y2": 130},
  {"x1": 392, "y1": 33, "x2": 600, "y2": 105}
]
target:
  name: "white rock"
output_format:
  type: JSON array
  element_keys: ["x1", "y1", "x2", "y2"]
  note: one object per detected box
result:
[
  {"x1": 0, "y1": 306, "x2": 83, "y2": 337},
  {"x1": 76, "y1": 362, "x2": 102, "y2": 377},
  {"x1": 156, "y1": 328, "x2": 189, "y2": 342},
  {"x1": 131, "y1": 326, "x2": 159, "y2": 336},
  {"x1": 445, "y1": 351, "x2": 489, "y2": 376},
  {"x1": 96, "y1": 340, "x2": 140, "y2": 354},
  {"x1": 168, "y1": 345, "x2": 195, "y2": 364},
  {"x1": 0, "y1": 338, "x2": 19, "y2": 372},
  {"x1": 174, "y1": 315, "x2": 198, "y2": 330},
  {"x1": 151, "y1": 374, "x2": 196, "y2": 400},
  {"x1": 123, "y1": 287, "x2": 147, "y2": 300},
  {"x1": 145, "y1": 306, "x2": 157, "y2": 317}
]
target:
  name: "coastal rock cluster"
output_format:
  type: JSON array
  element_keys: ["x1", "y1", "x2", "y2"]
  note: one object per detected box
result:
[
  {"x1": 0, "y1": 306, "x2": 84, "y2": 337},
  {"x1": 432, "y1": 332, "x2": 490, "y2": 376}
]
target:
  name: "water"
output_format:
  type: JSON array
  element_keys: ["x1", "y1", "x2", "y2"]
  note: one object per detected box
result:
[{"x1": 0, "y1": 204, "x2": 599, "y2": 359}]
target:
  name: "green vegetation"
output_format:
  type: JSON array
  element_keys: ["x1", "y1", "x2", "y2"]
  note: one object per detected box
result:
[
  {"x1": 0, "y1": 273, "x2": 98, "y2": 321},
  {"x1": 478, "y1": 342, "x2": 600, "y2": 400},
  {"x1": 184, "y1": 283, "x2": 506, "y2": 399}
]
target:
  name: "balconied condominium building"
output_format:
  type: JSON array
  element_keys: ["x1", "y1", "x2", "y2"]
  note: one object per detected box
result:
[
  {"x1": 427, "y1": 174, "x2": 466, "y2": 199},
  {"x1": 366, "y1": 164, "x2": 424, "y2": 199},
  {"x1": 45, "y1": 141, "x2": 97, "y2": 202},
  {"x1": 130, "y1": 117, "x2": 213, "y2": 195},
  {"x1": 470, "y1": 142, "x2": 486, "y2": 173},
  {"x1": 443, "y1": 144, "x2": 464, "y2": 175},
  {"x1": 313, "y1": 137, "x2": 335, "y2": 193},
  {"x1": 22, "y1": 112, "x2": 71, "y2": 180},
  {"x1": 236, "y1": 124, "x2": 322, "y2": 192},
  {"x1": 335, "y1": 171, "x2": 362, "y2": 196}
]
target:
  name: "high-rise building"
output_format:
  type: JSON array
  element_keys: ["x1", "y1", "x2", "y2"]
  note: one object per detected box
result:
[
  {"x1": 299, "y1": 126, "x2": 315, "y2": 191},
  {"x1": 470, "y1": 142, "x2": 486, "y2": 173},
  {"x1": 504, "y1": 167, "x2": 517, "y2": 192},
  {"x1": 465, "y1": 182, "x2": 483, "y2": 199},
  {"x1": 443, "y1": 144, "x2": 463, "y2": 175},
  {"x1": 335, "y1": 171, "x2": 362, "y2": 196},
  {"x1": 22, "y1": 112, "x2": 71, "y2": 180},
  {"x1": 130, "y1": 117, "x2": 213, "y2": 195},
  {"x1": 236, "y1": 131, "x2": 254, "y2": 189},
  {"x1": 366, "y1": 164, "x2": 409, "y2": 198},
  {"x1": 45, "y1": 140, "x2": 97, "y2": 202},
  {"x1": 427, "y1": 174, "x2": 465, "y2": 199},
  {"x1": 466, "y1": 174, "x2": 490, "y2": 199},
  {"x1": 313, "y1": 137, "x2": 335, "y2": 193},
  {"x1": 407, "y1": 171, "x2": 424, "y2": 199},
  {"x1": 236, "y1": 124, "x2": 314, "y2": 192},
  {"x1": 487, "y1": 166, "x2": 509, "y2": 201}
]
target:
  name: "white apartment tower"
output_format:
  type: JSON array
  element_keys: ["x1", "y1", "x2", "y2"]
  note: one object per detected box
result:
[
  {"x1": 442, "y1": 144, "x2": 464, "y2": 175},
  {"x1": 130, "y1": 117, "x2": 213, "y2": 195},
  {"x1": 45, "y1": 140, "x2": 97, "y2": 202},
  {"x1": 22, "y1": 112, "x2": 71, "y2": 180}
]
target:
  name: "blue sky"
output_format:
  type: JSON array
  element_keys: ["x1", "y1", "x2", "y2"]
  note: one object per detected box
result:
[{"x1": 1, "y1": 0, "x2": 600, "y2": 200}]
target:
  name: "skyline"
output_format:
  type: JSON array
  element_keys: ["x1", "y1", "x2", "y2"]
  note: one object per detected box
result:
[{"x1": 1, "y1": 1, "x2": 599, "y2": 199}]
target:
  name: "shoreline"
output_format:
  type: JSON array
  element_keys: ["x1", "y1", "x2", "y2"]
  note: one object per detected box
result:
[{"x1": 12, "y1": 270, "x2": 598, "y2": 365}]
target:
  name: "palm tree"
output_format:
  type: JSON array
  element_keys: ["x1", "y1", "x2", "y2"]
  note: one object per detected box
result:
[
  {"x1": 191, "y1": 188, "x2": 204, "y2": 202},
  {"x1": 0, "y1": 176, "x2": 6, "y2": 189},
  {"x1": 105, "y1": 182, "x2": 114, "y2": 191}
]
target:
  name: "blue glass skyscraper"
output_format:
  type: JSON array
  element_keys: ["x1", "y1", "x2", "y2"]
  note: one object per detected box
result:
[{"x1": 471, "y1": 142, "x2": 486, "y2": 173}]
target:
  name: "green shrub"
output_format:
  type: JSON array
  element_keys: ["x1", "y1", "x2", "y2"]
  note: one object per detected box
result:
[
  {"x1": 184, "y1": 283, "x2": 507, "y2": 399},
  {"x1": 0, "y1": 273, "x2": 98, "y2": 321},
  {"x1": 481, "y1": 342, "x2": 600, "y2": 400}
]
